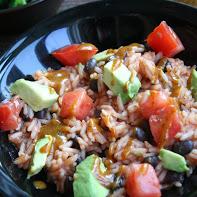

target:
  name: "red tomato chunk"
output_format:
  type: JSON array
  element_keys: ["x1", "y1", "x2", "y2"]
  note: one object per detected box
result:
[
  {"x1": 149, "y1": 104, "x2": 181, "y2": 148},
  {"x1": 60, "y1": 88, "x2": 93, "y2": 120},
  {"x1": 147, "y1": 21, "x2": 184, "y2": 57},
  {"x1": 139, "y1": 90, "x2": 169, "y2": 119},
  {"x1": 126, "y1": 163, "x2": 161, "y2": 197},
  {"x1": 0, "y1": 97, "x2": 22, "y2": 131},
  {"x1": 52, "y1": 43, "x2": 98, "y2": 67},
  {"x1": 139, "y1": 91, "x2": 181, "y2": 147}
]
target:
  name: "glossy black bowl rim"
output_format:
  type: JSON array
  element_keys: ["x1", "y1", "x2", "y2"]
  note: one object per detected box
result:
[
  {"x1": 0, "y1": 0, "x2": 47, "y2": 14},
  {"x1": 0, "y1": 0, "x2": 196, "y2": 196},
  {"x1": 0, "y1": 0, "x2": 197, "y2": 68}
]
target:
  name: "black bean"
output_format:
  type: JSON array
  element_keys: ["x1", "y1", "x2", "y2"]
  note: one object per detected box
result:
[
  {"x1": 76, "y1": 155, "x2": 83, "y2": 165},
  {"x1": 144, "y1": 155, "x2": 159, "y2": 168},
  {"x1": 64, "y1": 178, "x2": 73, "y2": 196},
  {"x1": 139, "y1": 120, "x2": 150, "y2": 132},
  {"x1": 162, "y1": 186, "x2": 184, "y2": 197},
  {"x1": 34, "y1": 108, "x2": 49, "y2": 119},
  {"x1": 94, "y1": 109, "x2": 101, "y2": 118},
  {"x1": 156, "y1": 58, "x2": 171, "y2": 73},
  {"x1": 139, "y1": 121, "x2": 156, "y2": 145},
  {"x1": 107, "y1": 55, "x2": 116, "y2": 61},
  {"x1": 19, "y1": 110, "x2": 30, "y2": 121},
  {"x1": 114, "y1": 176, "x2": 125, "y2": 188},
  {"x1": 87, "y1": 150, "x2": 105, "y2": 158},
  {"x1": 86, "y1": 151, "x2": 99, "y2": 157},
  {"x1": 172, "y1": 140, "x2": 193, "y2": 156},
  {"x1": 98, "y1": 150, "x2": 106, "y2": 158},
  {"x1": 134, "y1": 127, "x2": 147, "y2": 142},
  {"x1": 72, "y1": 138, "x2": 80, "y2": 150},
  {"x1": 84, "y1": 58, "x2": 97, "y2": 73},
  {"x1": 163, "y1": 60, "x2": 171, "y2": 73},
  {"x1": 24, "y1": 75, "x2": 35, "y2": 81},
  {"x1": 89, "y1": 79, "x2": 98, "y2": 92},
  {"x1": 192, "y1": 167, "x2": 197, "y2": 175},
  {"x1": 190, "y1": 175, "x2": 197, "y2": 187},
  {"x1": 164, "y1": 171, "x2": 185, "y2": 184}
]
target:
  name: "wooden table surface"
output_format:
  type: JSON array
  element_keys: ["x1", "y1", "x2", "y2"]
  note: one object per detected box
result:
[{"x1": 0, "y1": 0, "x2": 196, "y2": 56}]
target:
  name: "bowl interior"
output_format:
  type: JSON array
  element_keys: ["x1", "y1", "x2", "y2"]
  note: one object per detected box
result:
[{"x1": 0, "y1": 0, "x2": 197, "y2": 196}]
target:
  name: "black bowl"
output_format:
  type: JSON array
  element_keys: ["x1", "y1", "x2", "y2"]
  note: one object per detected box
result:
[
  {"x1": 0, "y1": 0, "x2": 197, "y2": 196},
  {"x1": 0, "y1": 0, "x2": 63, "y2": 33}
]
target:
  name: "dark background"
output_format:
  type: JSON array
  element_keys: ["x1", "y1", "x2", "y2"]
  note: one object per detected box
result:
[{"x1": 0, "y1": 0, "x2": 98, "y2": 56}]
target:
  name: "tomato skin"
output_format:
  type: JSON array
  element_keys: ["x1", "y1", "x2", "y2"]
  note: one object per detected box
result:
[
  {"x1": 147, "y1": 21, "x2": 184, "y2": 57},
  {"x1": 126, "y1": 164, "x2": 161, "y2": 197},
  {"x1": 139, "y1": 91, "x2": 181, "y2": 147},
  {"x1": 77, "y1": 94, "x2": 93, "y2": 120},
  {"x1": 60, "y1": 88, "x2": 93, "y2": 120},
  {"x1": 52, "y1": 43, "x2": 98, "y2": 67},
  {"x1": 139, "y1": 90, "x2": 169, "y2": 119},
  {"x1": 0, "y1": 97, "x2": 22, "y2": 131},
  {"x1": 149, "y1": 104, "x2": 181, "y2": 147}
]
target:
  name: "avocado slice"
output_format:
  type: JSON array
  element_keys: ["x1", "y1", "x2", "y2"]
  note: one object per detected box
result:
[
  {"x1": 10, "y1": 79, "x2": 58, "y2": 112},
  {"x1": 159, "y1": 149, "x2": 189, "y2": 173},
  {"x1": 93, "y1": 50, "x2": 114, "y2": 62},
  {"x1": 103, "y1": 59, "x2": 141, "y2": 103},
  {"x1": 73, "y1": 155, "x2": 109, "y2": 197},
  {"x1": 190, "y1": 69, "x2": 197, "y2": 101},
  {"x1": 27, "y1": 135, "x2": 53, "y2": 179}
]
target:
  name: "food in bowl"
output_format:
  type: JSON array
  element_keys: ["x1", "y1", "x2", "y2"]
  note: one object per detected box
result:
[{"x1": 0, "y1": 21, "x2": 196, "y2": 197}]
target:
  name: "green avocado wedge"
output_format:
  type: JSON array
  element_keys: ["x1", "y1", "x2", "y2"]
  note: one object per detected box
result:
[
  {"x1": 27, "y1": 135, "x2": 53, "y2": 179},
  {"x1": 93, "y1": 50, "x2": 114, "y2": 62},
  {"x1": 10, "y1": 79, "x2": 58, "y2": 112},
  {"x1": 159, "y1": 149, "x2": 189, "y2": 173},
  {"x1": 191, "y1": 69, "x2": 197, "y2": 101},
  {"x1": 73, "y1": 155, "x2": 109, "y2": 197},
  {"x1": 103, "y1": 59, "x2": 141, "y2": 104}
]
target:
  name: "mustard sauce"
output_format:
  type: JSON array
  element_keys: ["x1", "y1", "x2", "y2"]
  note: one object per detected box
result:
[{"x1": 45, "y1": 70, "x2": 69, "y2": 93}]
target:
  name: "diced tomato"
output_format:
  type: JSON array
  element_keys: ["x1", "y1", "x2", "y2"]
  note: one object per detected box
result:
[
  {"x1": 139, "y1": 90, "x2": 169, "y2": 119},
  {"x1": 147, "y1": 21, "x2": 184, "y2": 57},
  {"x1": 139, "y1": 91, "x2": 181, "y2": 147},
  {"x1": 149, "y1": 103, "x2": 181, "y2": 147},
  {"x1": 52, "y1": 43, "x2": 98, "y2": 67},
  {"x1": 126, "y1": 163, "x2": 161, "y2": 197},
  {"x1": 0, "y1": 97, "x2": 22, "y2": 131},
  {"x1": 60, "y1": 88, "x2": 93, "y2": 120}
]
